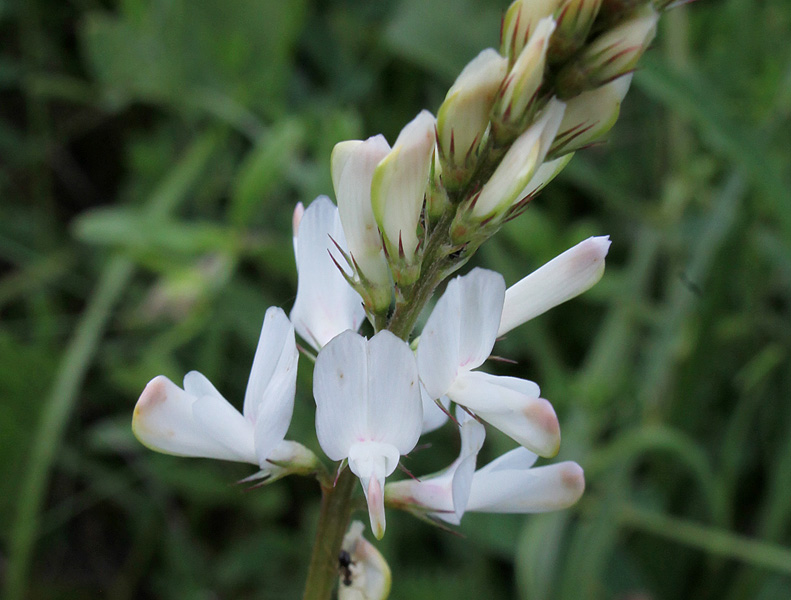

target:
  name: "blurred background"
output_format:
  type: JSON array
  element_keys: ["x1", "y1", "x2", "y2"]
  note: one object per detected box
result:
[{"x1": 1, "y1": 0, "x2": 790, "y2": 598}]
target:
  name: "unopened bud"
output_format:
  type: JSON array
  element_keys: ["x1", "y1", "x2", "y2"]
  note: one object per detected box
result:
[
  {"x1": 501, "y1": 0, "x2": 564, "y2": 63},
  {"x1": 371, "y1": 110, "x2": 436, "y2": 285},
  {"x1": 550, "y1": 73, "x2": 632, "y2": 156},
  {"x1": 549, "y1": 0, "x2": 602, "y2": 63},
  {"x1": 338, "y1": 521, "x2": 392, "y2": 600},
  {"x1": 332, "y1": 136, "x2": 393, "y2": 311},
  {"x1": 437, "y1": 49, "x2": 508, "y2": 188},
  {"x1": 555, "y1": 5, "x2": 658, "y2": 98},
  {"x1": 455, "y1": 98, "x2": 565, "y2": 231},
  {"x1": 519, "y1": 153, "x2": 574, "y2": 200},
  {"x1": 493, "y1": 17, "x2": 556, "y2": 137}
]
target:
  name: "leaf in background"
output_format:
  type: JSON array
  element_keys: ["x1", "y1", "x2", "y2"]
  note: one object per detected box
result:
[
  {"x1": 385, "y1": 0, "x2": 502, "y2": 81},
  {"x1": 80, "y1": 0, "x2": 307, "y2": 117}
]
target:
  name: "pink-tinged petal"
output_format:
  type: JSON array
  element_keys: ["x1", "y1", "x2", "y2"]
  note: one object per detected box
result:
[
  {"x1": 192, "y1": 394, "x2": 257, "y2": 464},
  {"x1": 448, "y1": 371, "x2": 559, "y2": 457},
  {"x1": 498, "y1": 236, "x2": 611, "y2": 336},
  {"x1": 243, "y1": 307, "x2": 297, "y2": 419},
  {"x1": 314, "y1": 330, "x2": 369, "y2": 460},
  {"x1": 133, "y1": 375, "x2": 252, "y2": 462},
  {"x1": 349, "y1": 441, "x2": 400, "y2": 539},
  {"x1": 365, "y1": 330, "x2": 422, "y2": 454},
  {"x1": 290, "y1": 196, "x2": 365, "y2": 350},
  {"x1": 467, "y1": 460, "x2": 585, "y2": 513},
  {"x1": 292, "y1": 202, "x2": 304, "y2": 261},
  {"x1": 417, "y1": 268, "x2": 505, "y2": 398},
  {"x1": 420, "y1": 386, "x2": 450, "y2": 434}
]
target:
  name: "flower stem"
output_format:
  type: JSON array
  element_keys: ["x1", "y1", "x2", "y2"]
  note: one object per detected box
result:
[{"x1": 302, "y1": 469, "x2": 358, "y2": 600}]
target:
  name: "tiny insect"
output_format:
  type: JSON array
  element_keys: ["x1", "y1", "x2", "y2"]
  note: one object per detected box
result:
[{"x1": 338, "y1": 549, "x2": 354, "y2": 586}]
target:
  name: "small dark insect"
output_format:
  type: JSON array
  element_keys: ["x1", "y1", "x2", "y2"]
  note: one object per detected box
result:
[{"x1": 338, "y1": 549, "x2": 354, "y2": 586}]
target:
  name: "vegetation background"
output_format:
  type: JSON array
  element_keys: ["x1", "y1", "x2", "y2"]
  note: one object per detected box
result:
[{"x1": 2, "y1": 0, "x2": 790, "y2": 598}]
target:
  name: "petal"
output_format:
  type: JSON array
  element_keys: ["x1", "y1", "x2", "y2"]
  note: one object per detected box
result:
[
  {"x1": 449, "y1": 415, "x2": 486, "y2": 521},
  {"x1": 243, "y1": 307, "x2": 297, "y2": 419},
  {"x1": 192, "y1": 393, "x2": 257, "y2": 463},
  {"x1": 498, "y1": 235, "x2": 611, "y2": 336},
  {"x1": 417, "y1": 268, "x2": 505, "y2": 399},
  {"x1": 371, "y1": 110, "x2": 436, "y2": 262},
  {"x1": 340, "y1": 521, "x2": 392, "y2": 600},
  {"x1": 349, "y1": 441, "x2": 401, "y2": 539},
  {"x1": 365, "y1": 330, "x2": 422, "y2": 454},
  {"x1": 467, "y1": 461, "x2": 585, "y2": 513},
  {"x1": 183, "y1": 370, "x2": 223, "y2": 400},
  {"x1": 448, "y1": 371, "x2": 559, "y2": 457},
  {"x1": 133, "y1": 375, "x2": 253, "y2": 462},
  {"x1": 333, "y1": 135, "x2": 392, "y2": 287},
  {"x1": 474, "y1": 445, "x2": 538, "y2": 476},
  {"x1": 314, "y1": 330, "x2": 369, "y2": 460},
  {"x1": 290, "y1": 196, "x2": 365, "y2": 350},
  {"x1": 420, "y1": 386, "x2": 450, "y2": 435}
]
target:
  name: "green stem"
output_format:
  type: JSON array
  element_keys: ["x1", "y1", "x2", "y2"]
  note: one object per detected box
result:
[{"x1": 302, "y1": 469, "x2": 358, "y2": 600}]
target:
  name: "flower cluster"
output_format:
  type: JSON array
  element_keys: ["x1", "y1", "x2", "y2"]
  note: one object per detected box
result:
[
  {"x1": 132, "y1": 0, "x2": 667, "y2": 595},
  {"x1": 133, "y1": 190, "x2": 609, "y2": 536}
]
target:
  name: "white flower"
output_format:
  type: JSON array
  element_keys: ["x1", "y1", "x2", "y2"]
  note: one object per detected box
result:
[
  {"x1": 498, "y1": 236, "x2": 611, "y2": 336},
  {"x1": 417, "y1": 268, "x2": 561, "y2": 456},
  {"x1": 290, "y1": 196, "x2": 365, "y2": 350},
  {"x1": 314, "y1": 330, "x2": 423, "y2": 538},
  {"x1": 386, "y1": 413, "x2": 585, "y2": 523},
  {"x1": 132, "y1": 307, "x2": 315, "y2": 480},
  {"x1": 332, "y1": 135, "x2": 393, "y2": 306},
  {"x1": 338, "y1": 521, "x2": 392, "y2": 600}
]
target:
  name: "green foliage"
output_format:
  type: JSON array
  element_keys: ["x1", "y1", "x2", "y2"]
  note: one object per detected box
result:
[{"x1": 1, "y1": 0, "x2": 790, "y2": 598}]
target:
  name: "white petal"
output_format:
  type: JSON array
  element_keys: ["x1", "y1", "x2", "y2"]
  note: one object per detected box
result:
[
  {"x1": 290, "y1": 196, "x2": 365, "y2": 350},
  {"x1": 192, "y1": 393, "x2": 257, "y2": 463},
  {"x1": 475, "y1": 445, "x2": 538, "y2": 476},
  {"x1": 183, "y1": 370, "x2": 223, "y2": 400},
  {"x1": 333, "y1": 135, "x2": 392, "y2": 287},
  {"x1": 133, "y1": 375, "x2": 254, "y2": 463},
  {"x1": 467, "y1": 461, "x2": 585, "y2": 513},
  {"x1": 243, "y1": 307, "x2": 297, "y2": 418},
  {"x1": 349, "y1": 441, "x2": 401, "y2": 539},
  {"x1": 314, "y1": 330, "x2": 370, "y2": 460},
  {"x1": 417, "y1": 268, "x2": 505, "y2": 399},
  {"x1": 420, "y1": 386, "x2": 450, "y2": 434},
  {"x1": 448, "y1": 416, "x2": 486, "y2": 521},
  {"x1": 498, "y1": 236, "x2": 611, "y2": 336},
  {"x1": 371, "y1": 110, "x2": 436, "y2": 262},
  {"x1": 365, "y1": 330, "x2": 423, "y2": 454},
  {"x1": 448, "y1": 371, "x2": 559, "y2": 457}
]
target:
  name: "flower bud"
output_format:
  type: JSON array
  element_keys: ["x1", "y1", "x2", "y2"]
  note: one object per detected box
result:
[
  {"x1": 464, "y1": 98, "x2": 565, "y2": 224},
  {"x1": 555, "y1": 5, "x2": 658, "y2": 98},
  {"x1": 332, "y1": 136, "x2": 393, "y2": 311},
  {"x1": 338, "y1": 521, "x2": 392, "y2": 600},
  {"x1": 550, "y1": 73, "x2": 632, "y2": 156},
  {"x1": 501, "y1": 0, "x2": 564, "y2": 63},
  {"x1": 493, "y1": 17, "x2": 556, "y2": 136},
  {"x1": 549, "y1": 0, "x2": 602, "y2": 63},
  {"x1": 371, "y1": 110, "x2": 436, "y2": 285},
  {"x1": 436, "y1": 49, "x2": 508, "y2": 188},
  {"x1": 518, "y1": 153, "x2": 574, "y2": 201}
]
